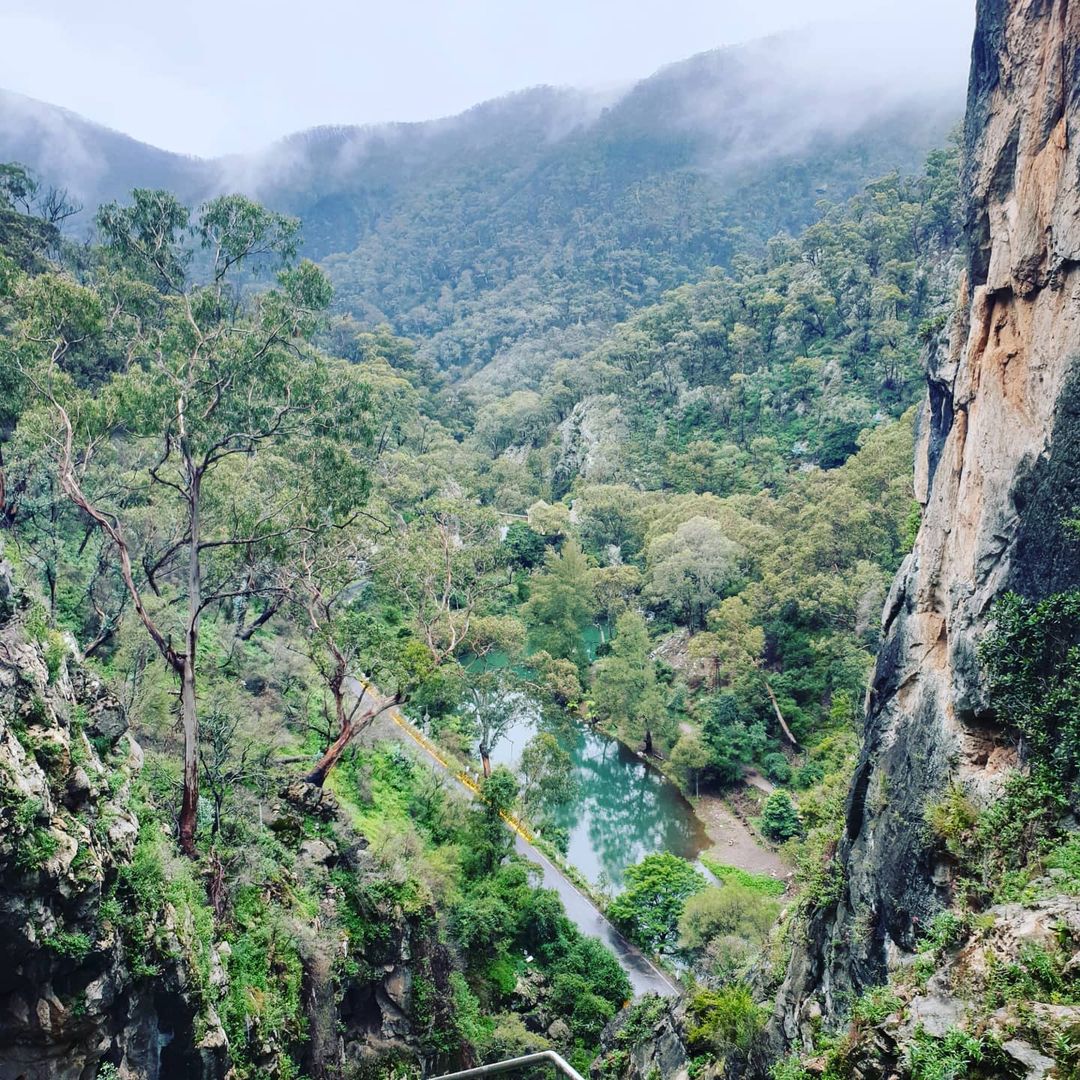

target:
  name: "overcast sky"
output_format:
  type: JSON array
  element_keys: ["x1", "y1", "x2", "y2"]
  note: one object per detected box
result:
[{"x1": 0, "y1": 0, "x2": 975, "y2": 158}]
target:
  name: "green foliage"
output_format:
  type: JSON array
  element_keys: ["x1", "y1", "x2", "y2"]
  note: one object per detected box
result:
[
  {"x1": 686, "y1": 984, "x2": 766, "y2": 1058},
  {"x1": 905, "y1": 1028, "x2": 1010, "y2": 1080},
  {"x1": 927, "y1": 770, "x2": 1068, "y2": 906},
  {"x1": 701, "y1": 694, "x2": 767, "y2": 785},
  {"x1": 761, "y1": 791, "x2": 802, "y2": 842},
  {"x1": 592, "y1": 995, "x2": 670, "y2": 1080},
  {"x1": 850, "y1": 985, "x2": 901, "y2": 1026},
  {"x1": 0, "y1": 126, "x2": 968, "y2": 1079},
  {"x1": 42, "y1": 929, "x2": 93, "y2": 962},
  {"x1": 519, "y1": 732, "x2": 577, "y2": 817},
  {"x1": 770, "y1": 1057, "x2": 812, "y2": 1080},
  {"x1": 503, "y1": 522, "x2": 550, "y2": 569},
  {"x1": 220, "y1": 888, "x2": 308, "y2": 1079},
  {"x1": 524, "y1": 538, "x2": 596, "y2": 666},
  {"x1": 793, "y1": 815, "x2": 844, "y2": 913},
  {"x1": 466, "y1": 766, "x2": 519, "y2": 876},
  {"x1": 677, "y1": 883, "x2": 780, "y2": 951},
  {"x1": 608, "y1": 852, "x2": 706, "y2": 954},
  {"x1": 1044, "y1": 835, "x2": 1080, "y2": 894},
  {"x1": 980, "y1": 591, "x2": 1080, "y2": 804},
  {"x1": 699, "y1": 857, "x2": 786, "y2": 898},
  {"x1": 14, "y1": 823, "x2": 60, "y2": 872},
  {"x1": 919, "y1": 910, "x2": 968, "y2": 954},
  {"x1": 591, "y1": 610, "x2": 670, "y2": 751},
  {"x1": 762, "y1": 751, "x2": 792, "y2": 785}
]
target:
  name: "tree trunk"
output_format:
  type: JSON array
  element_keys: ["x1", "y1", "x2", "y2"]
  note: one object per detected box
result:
[
  {"x1": 480, "y1": 746, "x2": 492, "y2": 778},
  {"x1": 304, "y1": 715, "x2": 359, "y2": 787},
  {"x1": 304, "y1": 697, "x2": 395, "y2": 787},
  {"x1": 644, "y1": 726, "x2": 654, "y2": 757},
  {"x1": 178, "y1": 464, "x2": 202, "y2": 857},
  {"x1": 763, "y1": 677, "x2": 799, "y2": 748},
  {"x1": 178, "y1": 654, "x2": 200, "y2": 856}
]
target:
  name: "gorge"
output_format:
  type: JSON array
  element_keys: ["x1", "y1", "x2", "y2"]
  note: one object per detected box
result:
[{"x1": 3, "y1": 1, "x2": 1080, "y2": 1078}]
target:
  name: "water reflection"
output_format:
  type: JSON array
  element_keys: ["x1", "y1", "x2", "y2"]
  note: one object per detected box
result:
[{"x1": 489, "y1": 696, "x2": 708, "y2": 889}]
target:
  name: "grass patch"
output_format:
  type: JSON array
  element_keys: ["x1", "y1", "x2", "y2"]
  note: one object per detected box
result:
[{"x1": 701, "y1": 856, "x2": 786, "y2": 897}]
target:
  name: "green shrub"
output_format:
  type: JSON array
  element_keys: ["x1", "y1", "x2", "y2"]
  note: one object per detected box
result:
[
  {"x1": 793, "y1": 761, "x2": 825, "y2": 790},
  {"x1": 906, "y1": 1027, "x2": 1011, "y2": 1080},
  {"x1": 686, "y1": 984, "x2": 765, "y2": 1057},
  {"x1": 43, "y1": 631, "x2": 67, "y2": 683},
  {"x1": 850, "y1": 984, "x2": 901, "y2": 1025},
  {"x1": 1044, "y1": 834, "x2": 1080, "y2": 893},
  {"x1": 761, "y1": 752, "x2": 792, "y2": 785},
  {"x1": 15, "y1": 826, "x2": 60, "y2": 871},
  {"x1": 43, "y1": 930, "x2": 93, "y2": 962},
  {"x1": 221, "y1": 889, "x2": 307, "y2": 1078},
  {"x1": 761, "y1": 791, "x2": 802, "y2": 842},
  {"x1": 980, "y1": 591, "x2": 1080, "y2": 802},
  {"x1": 678, "y1": 883, "x2": 779, "y2": 952},
  {"x1": 794, "y1": 818, "x2": 844, "y2": 912}
]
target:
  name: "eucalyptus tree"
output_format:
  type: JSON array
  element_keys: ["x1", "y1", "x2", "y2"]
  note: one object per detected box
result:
[
  {"x1": 287, "y1": 524, "x2": 430, "y2": 788},
  {"x1": 15, "y1": 189, "x2": 371, "y2": 854},
  {"x1": 591, "y1": 610, "x2": 669, "y2": 755},
  {"x1": 294, "y1": 501, "x2": 515, "y2": 786}
]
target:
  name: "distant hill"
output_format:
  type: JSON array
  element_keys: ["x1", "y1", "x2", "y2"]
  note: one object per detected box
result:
[{"x1": 0, "y1": 28, "x2": 963, "y2": 385}]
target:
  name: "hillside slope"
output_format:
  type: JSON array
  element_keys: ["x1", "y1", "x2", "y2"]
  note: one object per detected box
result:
[{"x1": 1, "y1": 29, "x2": 961, "y2": 386}]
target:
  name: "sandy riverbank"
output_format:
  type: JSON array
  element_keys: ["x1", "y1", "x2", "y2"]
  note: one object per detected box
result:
[{"x1": 692, "y1": 794, "x2": 790, "y2": 882}]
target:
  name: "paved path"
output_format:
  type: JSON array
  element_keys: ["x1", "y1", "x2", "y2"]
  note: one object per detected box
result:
[{"x1": 349, "y1": 682, "x2": 679, "y2": 997}]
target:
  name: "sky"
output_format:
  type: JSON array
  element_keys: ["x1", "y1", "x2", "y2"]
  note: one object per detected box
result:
[{"x1": 0, "y1": 0, "x2": 975, "y2": 158}]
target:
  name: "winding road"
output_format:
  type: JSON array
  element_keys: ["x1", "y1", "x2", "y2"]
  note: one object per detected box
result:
[{"x1": 349, "y1": 680, "x2": 679, "y2": 997}]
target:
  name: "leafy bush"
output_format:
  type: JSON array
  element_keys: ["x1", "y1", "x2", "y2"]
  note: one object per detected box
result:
[
  {"x1": 43, "y1": 930, "x2": 93, "y2": 962},
  {"x1": 793, "y1": 761, "x2": 825, "y2": 789},
  {"x1": 850, "y1": 985, "x2": 901, "y2": 1025},
  {"x1": 760, "y1": 791, "x2": 802, "y2": 842},
  {"x1": 1044, "y1": 834, "x2": 1080, "y2": 893},
  {"x1": 608, "y1": 853, "x2": 707, "y2": 954},
  {"x1": 906, "y1": 1028, "x2": 1011, "y2": 1080},
  {"x1": 980, "y1": 591, "x2": 1080, "y2": 802},
  {"x1": 761, "y1": 752, "x2": 792, "y2": 785},
  {"x1": 686, "y1": 984, "x2": 765, "y2": 1057},
  {"x1": 678, "y1": 883, "x2": 779, "y2": 952},
  {"x1": 15, "y1": 825, "x2": 60, "y2": 871}
]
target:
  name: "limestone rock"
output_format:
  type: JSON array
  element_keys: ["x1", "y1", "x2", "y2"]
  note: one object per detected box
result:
[{"x1": 763, "y1": 0, "x2": 1080, "y2": 1061}]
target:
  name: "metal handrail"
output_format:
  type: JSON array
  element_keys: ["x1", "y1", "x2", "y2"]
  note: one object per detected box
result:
[{"x1": 428, "y1": 1050, "x2": 586, "y2": 1079}]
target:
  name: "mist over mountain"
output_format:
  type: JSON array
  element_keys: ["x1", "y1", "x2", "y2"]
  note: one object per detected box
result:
[{"x1": 0, "y1": 26, "x2": 963, "y2": 385}]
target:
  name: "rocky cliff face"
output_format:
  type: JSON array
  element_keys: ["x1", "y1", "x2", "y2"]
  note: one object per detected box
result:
[
  {"x1": 0, "y1": 550, "x2": 212, "y2": 1080},
  {"x1": 0, "y1": 547, "x2": 442, "y2": 1080},
  {"x1": 764, "y1": 0, "x2": 1080, "y2": 1058}
]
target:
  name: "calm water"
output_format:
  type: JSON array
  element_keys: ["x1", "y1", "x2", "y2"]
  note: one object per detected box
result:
[{"x1": 488, "y1": 692, "x2": 709, "y2": 889}]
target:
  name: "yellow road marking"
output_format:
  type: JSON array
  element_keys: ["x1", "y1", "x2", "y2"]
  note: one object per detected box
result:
[{"x1": 386, "y1": 708, "x2": 536, "y2": 844}]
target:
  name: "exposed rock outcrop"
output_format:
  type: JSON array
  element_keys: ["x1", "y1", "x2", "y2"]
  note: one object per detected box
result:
[
  {"x1": 763, "y1": 0, "x2": 1080, "y2": 1060},
  {"x1": 0, "y1": 555, "x2": 227, "y2": 1080},
  {"x1": 593, "y1": 996, "x2": 693, "y2": 1080},
  {"x1": 0, "y1": 550, "x2": 443, "y2": 1080}
]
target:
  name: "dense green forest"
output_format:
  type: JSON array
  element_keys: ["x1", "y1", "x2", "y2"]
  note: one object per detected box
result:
[{"x1": 0, "y1": 121, "x2": 961, "y2": 1077}]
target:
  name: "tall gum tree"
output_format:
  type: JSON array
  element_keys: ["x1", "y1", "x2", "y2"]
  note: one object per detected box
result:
[{"x1": 17, "y1": 190, "x2": 371, "y2": 854}]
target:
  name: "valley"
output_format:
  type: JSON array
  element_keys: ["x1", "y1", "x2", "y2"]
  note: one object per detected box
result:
[{"x1": 2, "y1": 2, "x2": 1080, "y2": 1078}]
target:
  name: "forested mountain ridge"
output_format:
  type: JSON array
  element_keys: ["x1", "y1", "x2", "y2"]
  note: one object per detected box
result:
[{"x1": 2, "y1": 28, "x2": 960, "y2": 390}]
